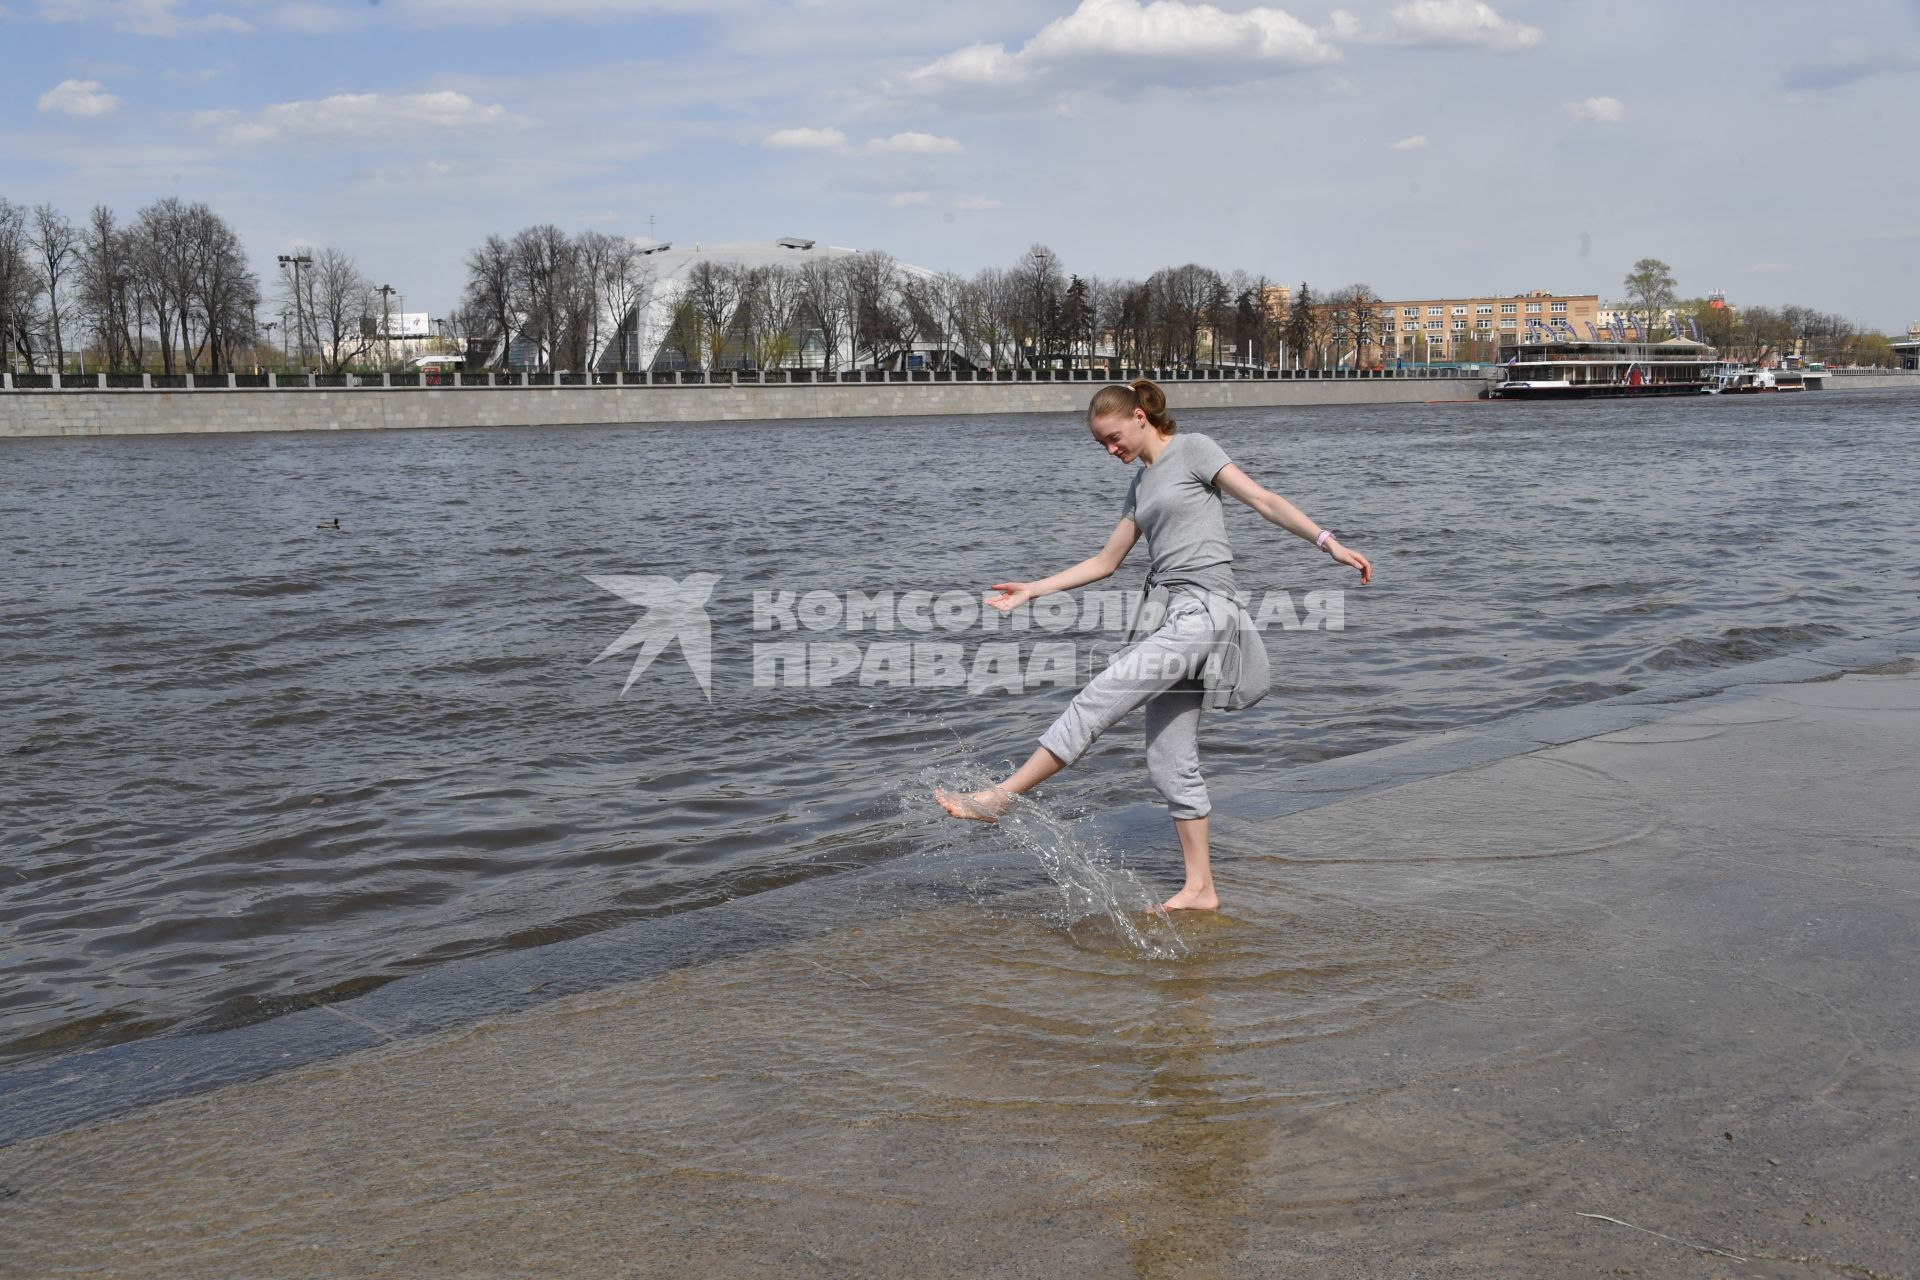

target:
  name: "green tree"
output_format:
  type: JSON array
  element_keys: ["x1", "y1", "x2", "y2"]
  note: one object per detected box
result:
[
  {"x1": 1061, "y1": 274, "x2": 1092, "y2": 366},
  {"x1": 1281, "y1": 281, "x2": 1322, "y2": 368},
  {"x1": 1849, "y1": 332, "x2": 1891, "y2": 368},
  {"x1": 1622, "y1": 257, "x2": 1677, "y2": 326},
  {"x1": 1677, "y1": 296, "x2": 1736, "y2": 350}
]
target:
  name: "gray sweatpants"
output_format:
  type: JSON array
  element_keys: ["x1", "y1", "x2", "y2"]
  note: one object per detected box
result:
[{"x1": 1037, "y1": 596, "x2": 1215, "y2": 820}]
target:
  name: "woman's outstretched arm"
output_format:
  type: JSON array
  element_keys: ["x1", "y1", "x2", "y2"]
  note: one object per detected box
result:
[
  {"x1": 1213, "y1": 464, "x2": 1373, "y2": 584},
  {"x1": 985, "y1": 518, "x2": 1141, "y2": 612}
]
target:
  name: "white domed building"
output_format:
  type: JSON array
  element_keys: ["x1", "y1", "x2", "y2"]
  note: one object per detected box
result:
[{"x1": 594, "y1": 236, "x2": 948, "y2": 374}]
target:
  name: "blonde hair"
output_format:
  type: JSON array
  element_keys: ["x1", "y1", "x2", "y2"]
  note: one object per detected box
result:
[{"x1": 1087, "y1": 378, "x2": 1175, "y2": 434}]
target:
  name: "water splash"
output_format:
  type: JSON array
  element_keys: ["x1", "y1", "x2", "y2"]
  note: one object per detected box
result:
[{"x1": 910, "y1": 761, "x2": 1188, "y2": 960}]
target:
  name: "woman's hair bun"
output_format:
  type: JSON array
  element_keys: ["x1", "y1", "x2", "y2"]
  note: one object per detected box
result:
[
  {"x1": 1129, "y1": 378, "x2": 1166, "y2": 416},
  {"x1": 1088, "y1": 377, "x2": 1176, "y2": 433}
]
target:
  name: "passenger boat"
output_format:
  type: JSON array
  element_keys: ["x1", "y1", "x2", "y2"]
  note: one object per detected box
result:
[
  {"x1": 1765, "y1": 353, "x2": 1827, "y2": 391},
  {"x1": 1701, "y1": 354, "x2": 1829, "y2": 394},
  {"x1": 1703, "y1": 362, "x2": 1761, "y2": 394},
  {"x1": 1493, "y1": 336, "x2": 1718, "y2": 399}
]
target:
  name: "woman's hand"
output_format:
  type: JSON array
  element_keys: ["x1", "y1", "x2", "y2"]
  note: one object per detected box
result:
[
  {"x1": 1325, "y1": 539, "x2": 1373, "y2": 585},
  {"x1": 985, "y1": 582, "x2": 1035, "y2": 613}
]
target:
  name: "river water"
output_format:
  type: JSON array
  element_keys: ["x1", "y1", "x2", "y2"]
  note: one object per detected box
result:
[{"x1": 3, "y1": 390, "x2": 1917, "y2": 1066}]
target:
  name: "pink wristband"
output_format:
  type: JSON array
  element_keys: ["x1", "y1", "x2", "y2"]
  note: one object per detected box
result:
[{"x1": 1315, "y1": 529, "x2": 1335, "y2": 550}]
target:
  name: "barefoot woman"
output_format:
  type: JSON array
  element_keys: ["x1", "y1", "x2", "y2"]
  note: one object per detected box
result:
[{"x1": 936, "y1": 379, "x2": 1372, "y2": 912}]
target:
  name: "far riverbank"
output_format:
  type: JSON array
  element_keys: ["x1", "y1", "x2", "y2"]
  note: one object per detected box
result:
[
  {"x1": 6, "y1": 367, "x2": 1915, "y2": 440},
  {"x1": 1, "y1": 368, "x2": 1491, "y2": 438}
]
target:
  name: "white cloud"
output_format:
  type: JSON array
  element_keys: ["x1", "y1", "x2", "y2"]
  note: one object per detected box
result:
[
  {"x1": 1388, "y1": 133, "x2": 1427, "y2": 150},
  {"x1": 761, "y1": 127, "x2": 962, "y2": 155},
  {"x1": 906, "y1": 41, "x2": 1029, "y2": 90},
  {"x1": 1328, "y1": 1, "x2": 1541, "y2": 54},
  {"x1": 1028, "y1": 0, "x2": 1333, "y2": 62},
  {"x1": 196, "y1": 90, "x2": 518, "y2": 144},
  {"x1": 1780, "y1": 41, "x2": 1920, "y2": 93},
  {"x1": 1566, "y1": 95, "x2": 1624, "y2": 123},
  {"x1": 901, "y1": 0, "x2": 1339, "y2": 98},
  {"x1": 952, "y1": 194, "x2": 1002, "y2": 212},
  {"x1": 762, "y1": 126, "x2": 848, "y2": 150},
  {"x1": 37, "y1": 77, "x2": 122, "y2": 116},
  {"x1": 37, "y1": 0, "x2": 249, "y2": 35},
  {"x1": 867, "y1": 131, "x2": 963, "y2": 154},
  {"x1": 887, "y1": 191, "x2": 932, "y2": 208}
]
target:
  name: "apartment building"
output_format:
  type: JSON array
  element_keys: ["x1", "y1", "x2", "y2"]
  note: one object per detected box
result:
[{"x1": 1313, "y1": 290, "x2": 1601, "y2": 364}]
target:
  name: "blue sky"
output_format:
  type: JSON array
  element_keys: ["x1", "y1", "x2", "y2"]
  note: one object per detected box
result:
[{"x1": 5, "y1": 0, "x2": 1917, "y2": 328}]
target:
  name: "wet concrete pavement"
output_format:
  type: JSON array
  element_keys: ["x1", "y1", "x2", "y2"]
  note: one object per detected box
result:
[{"x1": 2, "y1": 655, "x2": 1917, "y2": 1278}]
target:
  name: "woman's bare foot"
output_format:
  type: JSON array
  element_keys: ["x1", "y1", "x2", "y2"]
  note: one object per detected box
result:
[
  {"x1": 935, "y1": 785, "x2": 1014, "y2": 823},
  {"x1": 1159, "y1": 883, "x2": 1220, "y2": 911}
]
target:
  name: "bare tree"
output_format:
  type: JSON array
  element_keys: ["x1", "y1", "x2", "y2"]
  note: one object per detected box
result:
[
  {"x1": 921, "y1": 271, "x2": 975, "y2": 370},
  {"x1": 683, "y1": 259, "x2": 744, "y2": 370},
  {"x1": 191, "y1": 205, "x2": 258, "y2": 373},
  {"x1": 96, "y1": 198, "x2": 256, "y2": 376},
  {"x1": 897, "y1": 271, "x2": 944, "y2": 368},
  {"x1": 290, "y1": 247, "x2": 376, "y2": 374},
  {"x1": 133, "y1": 197, "x2": 192, "y2": 374},
  {"x1": 462, "y1": 234, "x2": 517, "y2": 369},
  {"x1": 595, "y1": 238, "x2": 652, "y2": 371},
  {"x1": 796, "y1": 255, "x2": 850, "y2": 371},
  {"x1": 0, "y1": 197, "x2": 46, "y2": 373},
  {"x1": 741, "y1": 264, "x2": 804, "y2": 369},
  {"x1": 840, "y1": 251, "x2": 916, "y2": 369},
  {"x1": 966, "y1": 266, "x2": 1020, "y2": 370},
  {"x1": 1152, "y1": 263, "x2": 1223, "y2": 367},
  {"x1": 510, "y1": 225, "x2": 577, "y2": 371},
  {"x1": 1325, "y1": 283, "x2": 1382, "y2": 367},
  {"x1": 1009, "y1": 244, "x2": 1064, "y2": 368},
  {"x1": 79, "y1": 205, "x2": 137, "y2": 371},
  {"x1": 29, "y1": 205, "x2": 80, "y2": 371},
  {"x1": 1100, "y1": 278, "x2": 1150, "y2": 368},
  {"x1": 572, "y1": 231, "x2": 620, "y2": 370}
]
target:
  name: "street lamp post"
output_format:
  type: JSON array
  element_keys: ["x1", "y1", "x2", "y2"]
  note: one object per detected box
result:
[
  {"x1": 277, "y1": 253, "x2": 313, "y2": 369},
  {"x1": 376, "y1": 284, "x2": 396, "y2": 371}
]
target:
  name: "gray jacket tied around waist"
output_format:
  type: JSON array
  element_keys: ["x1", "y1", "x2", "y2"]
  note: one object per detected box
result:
[{"x1": 1120, "y1": 582, "x2": 1272, "y2": 712}]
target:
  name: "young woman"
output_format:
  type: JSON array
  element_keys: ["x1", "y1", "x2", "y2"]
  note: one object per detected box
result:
[{"x1": 936, "y1": 379, "x2": 1373, "y2": 912}]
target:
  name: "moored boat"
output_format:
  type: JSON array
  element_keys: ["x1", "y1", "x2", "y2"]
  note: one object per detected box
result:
[
  {"x1": 1765, "y1": 353, "x2": 1827, "y2": 391},
  {"x1": 1703, "y1": 362, "x2": 1761, "y2": 394},
  {"x1": 1494, "y1": 336, "x2": 1717, "y2": 399},
  {"x1": 1701, "y1": 353, "x2": 1830, "y2": 395}
]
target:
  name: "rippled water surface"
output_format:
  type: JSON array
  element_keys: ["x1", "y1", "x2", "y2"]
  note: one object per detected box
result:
[{"x1": 3, "y1": 391, "x2": 1917, "y2": 1064}]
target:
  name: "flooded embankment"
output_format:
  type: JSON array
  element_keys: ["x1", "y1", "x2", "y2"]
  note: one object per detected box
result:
[{"x1": 3, "y1": 653, "x2": 1917, "y2": 1276}]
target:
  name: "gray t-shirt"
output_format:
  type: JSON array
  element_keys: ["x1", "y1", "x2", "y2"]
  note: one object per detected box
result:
[{"x1": 1119, "y1": 431, "x2": 1239, "y2": 598}]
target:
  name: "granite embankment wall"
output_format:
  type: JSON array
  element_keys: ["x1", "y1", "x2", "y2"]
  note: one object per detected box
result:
[
  {"x1": 8, "y1": 369, "x2": 1913, "y2": 439},
  {"x1": 0, "y1": 375, "x2": 1486, "y2": 440},
  {"x1": 1825, "y1": 370, "x2": 1920, "y2": 390}
]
